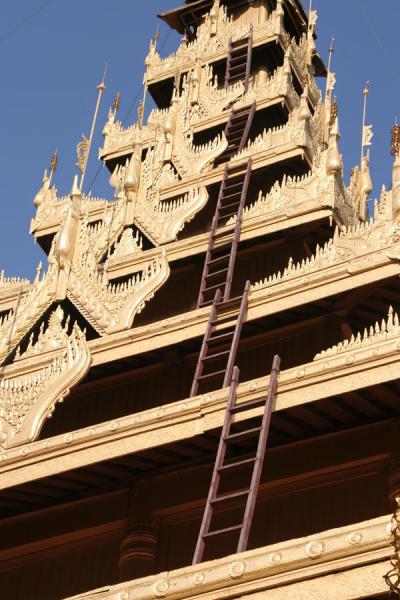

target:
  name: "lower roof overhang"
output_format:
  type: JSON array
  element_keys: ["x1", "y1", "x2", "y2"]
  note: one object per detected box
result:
[
  {"x1": 2, "y1": 310, "x2": 400, "y2": 489},
  {"x1": 66, "y1": 514, "x2": 391, "y2": 599}
]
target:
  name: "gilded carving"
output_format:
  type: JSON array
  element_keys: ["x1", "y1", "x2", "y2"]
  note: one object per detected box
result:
[
  {"x1": 0, "y1": 307, "x2": 90, "y2": 449},
  {"x1": 232, "y1": 147, "x2": 358, "y2": 228}
]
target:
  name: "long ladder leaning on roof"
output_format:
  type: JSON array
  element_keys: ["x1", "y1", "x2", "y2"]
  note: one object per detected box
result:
[{"x1": 192, "y1": 355, "x2": 281, "y2": 564}]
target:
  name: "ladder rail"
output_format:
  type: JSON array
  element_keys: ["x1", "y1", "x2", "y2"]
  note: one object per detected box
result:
[
  {"x1": 237, "y1": 354, "x2": 281, "y2": 552},
  {"x1": 197, "y1": 164, "x2": 229, "y2": 308},
  {"x1": 243, "y1": 24, "x2": 253, "y2": 94},
  {"x1": 192, "y1": 366, "x2": 240, "y2": 565},
  {"x1": 192, "y1": 356, "x2": 281, "y2": 564},
  {"x1": 224, "y1": 38, "x2": 233, "y2": 90},
  {"x1": 222, "y1": 281, "x2": 250, "y2": 387},
  {"x1": 223, "y1": 159, "x2": 252, "y2": 301},
  {"x1": 238, "y1": 103, "x2": 256, "y2": 153},
  {"x1": 190, "y1": 289, "x2": 222, "y2": 397}
]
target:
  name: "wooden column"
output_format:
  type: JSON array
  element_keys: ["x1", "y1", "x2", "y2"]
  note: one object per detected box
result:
[
  {"x1": 119, "y1": 479, "x2": 158, "y2": 582},
  {"x1": 119, "y1": 523, "x2": 158, "y2": 581}
]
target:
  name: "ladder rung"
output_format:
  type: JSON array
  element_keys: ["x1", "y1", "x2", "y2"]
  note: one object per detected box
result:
[
  {"x1": 210, "y1": 489, "x2": 249, "y2": 504},
  {"x1": 218, "y1": 292, "x2": 244, "y2": 306},
  {"x1": 203, "y1": 524, "x2": 242, "y2": 539},
  {"x1": 212, "y1": 232, "x2": 234, "y2": 244},
  {"x1": 218, "y1": 457, "x2": 256, "y2": 472},
  {"x1": 196, "y1": 369, "x2": 226, "y2": 381},
  {"x1": 202, "y1": 350, "x2": 230, "y2": 362},
  {"x1": 228, "y1": 124, "x2": 246, "y2": 134},
  {"x1": 230, "y1": 116, "x2": 248, "y2": 125},
  {"x1": 229, "y1": 64, "x2": 247, "y2": 73},
  {"x1": 203, "y1": 282, "x2": 226, "y2": 293},
  {"x1": 227, "y1": 136, "x2": 243, "y2": 145},
  {"x1": 231, "y1": 41, "x2": 248, "y2": 49},
  {"x1": 231, "y1": 397, "x2": 268, "y2": 414},
  {"x1": 225, "y1": 426, "x2": 262, "y2": 444},
  {"x1": 230, "y1": 54, "x2": 248, "y2": 63},
  {"x1": 211, "y1": 314, "x2": 237, "y2": 326},
  {"x1": 224, "y1": 182, "x2": 243, "y2": 190},
  {"x1": 208, "y1": 331, "x2": 235, "y2": 344},
  {"x1": 219, "y1": 201, "x2": 240, "y2": 211},
  {"x1": 208, "y1": 253, "x2": 231, "y2": 266},
  {"x1": 209, "y1": 241, "x2": 233, "y2": 252},
  {"x1": 217, "y1": 211, "x2": 238, "y2": 221},
  {"x1": 221, "y1": 190, "x2": 242, "y2": 201},
  {"x1": 205, "y1": 267, "x2": 229, "y2": 279}
]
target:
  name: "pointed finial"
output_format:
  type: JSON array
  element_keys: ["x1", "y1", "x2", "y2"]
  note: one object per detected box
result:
[
  {"x1": 34, "y1": 261, "x2": 43, "y2": 285},
  {"x1": 78, "y1": 66, "x2": 108, "y2": 193},
  {"x1": 49, "y1": 148, "x2": 58, "y2": 185},
  {"x1": 154, "y1": 25, "x2": 160, "y2": 45},
  {"x1": 112, "y1": 91, "x2": 121, "y2": 113},
  {"x1": 361, "y1": 81, "x2": 373, "y2": 164},
  {"x1": 391, "y1": 121, "x2": 400, "y2": 156},
  {"x1": 97, "y1": 63, "x2": 108, "y2": 93},
  {"x1": 138, "y1": 100, "x2": 144, "y2": 128},
  {"x1": 50, "y1": 149, "x2": 58, "y2": 174},
  {"x1": 329, "y1": 97, "x2": 338, "y2": 128},
  {"x1": 71, "y1": 174, "x2": 80, "y2": 196}
]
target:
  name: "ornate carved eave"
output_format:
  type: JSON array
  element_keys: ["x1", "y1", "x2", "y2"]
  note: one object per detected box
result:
[
  {"x1": 30, "y1": 177, "x2": 109, "y2": 239},
  {"x1": 133, "y1": 186, "x2": 209, "y2": 245},
  {"x1": 61, "y1": 210, "x2": 171, "y2": 334},
  {"x1": 0, "y1": 265, "x2": 58, "y2": 365},
  {"x1": 0, "y1": 308, "x2": 91, "y2": 449},
  {"x1": 252, "y1": 191, "x2": 400, "y2": 298},
  {"x1": 65, "y1": 516, "x2": 391, "y2": 600},
  {"x1": 68, "y1": 250, "x2": 170, "y2": 335},
  {"x1": 229, "y1": 149, "x2": 358, "y2": 229}
]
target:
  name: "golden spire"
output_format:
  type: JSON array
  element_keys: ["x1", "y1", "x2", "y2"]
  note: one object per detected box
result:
[
  {"x1": 391, "y1": 120, "x2": 400, "y2": 156},
  {"x1": 112, "y1": 91, "x2": 121, "y2": 113},
  {"x1": 361, "y1": 82, "x2": 373, "y2": 164},
  {"x1": 78, "y1": 64, "x2": 108, "y2": 193},
  {"x1": 154, "y1": 25, "x2": 160, "y2": 48},
  {"x1": 138, "y1": 100, "x2": 144, "y2": 128},
  {"x1": 329, "y1": 96, "x2": 338, "y2": 128},
  {"x1": 325, "y1": 35, "x2": 335, "y2": 102},
  {"x1": 139, "y1": 29, "x2": 157, "y2": 129},
  {"x1": 49, "y1": 148, "x2": 58, "y2": 185}
]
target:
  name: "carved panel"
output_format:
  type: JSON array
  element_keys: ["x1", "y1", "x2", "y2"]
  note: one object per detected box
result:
[{"x1": 0, "y1": 307, "x2": 90, "y2": 449}]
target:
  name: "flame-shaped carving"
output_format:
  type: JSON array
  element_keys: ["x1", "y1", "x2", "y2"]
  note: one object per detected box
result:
[
  {"x1": 252, "y1": 205, "x2": 400, "y2": 293},
  {"x1": 68, "y1": 217, "x2": 170, "y2": 334},
  {"x1": 0, "y1": 265, "x2": 58, "y2": 364},
  {"x1": 0, "y1": 271, "x2": 30, "y2": 291},
  {"x1": 134, "y1": 186, "x2": 209, "y2": 245},
  {"x1": 0, "y1": 308, "x2": 90, "y2": 449},
  {"x1": 314, "y1": 306, "x2": 400, "y2": 360}
]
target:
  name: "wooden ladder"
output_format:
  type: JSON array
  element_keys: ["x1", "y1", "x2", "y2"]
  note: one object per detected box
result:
[
  {"x1": 192, "y1": 355, "x2": 281, "y2": 565},
  {"x1": 225, "y1": 25, "x2": 253, "y2": 92},
  {"x1": 197, "y1": 159, "x2": 252, "y2": 309},
  {"x1": 215, "y1": 103, "x2": 255, "y2": 167},
  {"x1": 191, "y1": 281, "x2": 250, "y2": 398}
]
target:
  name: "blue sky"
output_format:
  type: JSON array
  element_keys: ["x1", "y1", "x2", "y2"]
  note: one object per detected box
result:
[{"x1": 1, "y1": 0, "x2": 399, "y2": 279}]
